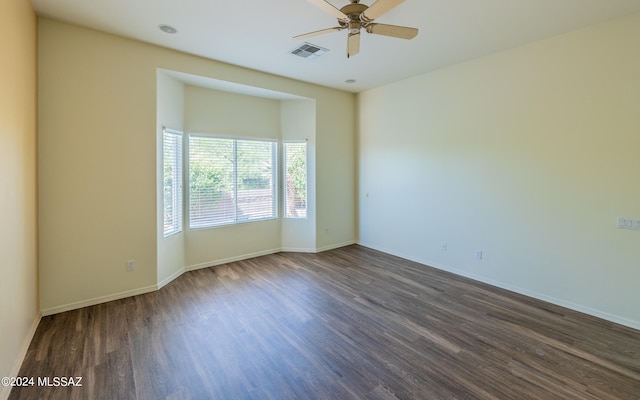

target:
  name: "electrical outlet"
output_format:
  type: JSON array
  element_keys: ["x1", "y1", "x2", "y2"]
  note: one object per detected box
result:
[
  {"x1": 126, "y1": 259, "x2": 136, "y2": 272},
  {"x1": 475, "y1": 251, "x2": 483, "y2": 261},
  {"x1": 441, "y1": 242, "x2": 447, "y2": 251}
]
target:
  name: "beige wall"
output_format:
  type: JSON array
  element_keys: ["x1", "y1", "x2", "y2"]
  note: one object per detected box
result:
[
  {"x1": 158, "y1": 80, "x2": 320, "y2": 275},
  {"x1": 183, "y1": 86, "x2": 283, "y2": 267},
  {"x1": 38, "y1": 20, "x2": 159, "y2": 313},
  {"x1": 316, "y1": 96, "x2": 356, "y2": 250},
  {"x1": 38, "y1": 19, "x2": 356, "y2": 313},
  {"x1": 160, "y1": 82, "x2": 321, "y2": 272},
  {"x1": 0, "y1": 0, "x2": 39, "y2": 397},
  {"x1": 156, "y1": 72, "x2": 185, "y2": 286},
  {"x1": 358, "y1": 13, "x2": 640, "y2": 329},
  {"x1": 281, "y1": 100, "x2": 317, "y2": 251}
]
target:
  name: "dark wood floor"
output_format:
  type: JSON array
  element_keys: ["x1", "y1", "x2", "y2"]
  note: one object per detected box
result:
[{"x1": 10, "y1": 245, "x2": 640, "y2": 399}]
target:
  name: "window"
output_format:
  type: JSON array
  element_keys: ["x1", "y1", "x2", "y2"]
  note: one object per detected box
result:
[
  {"x1": 284, "y1": 141, "x2": 307, "y2": 218},
  {"x1": 188, "y1": 135, "x2": 277, "y2": 228},
  {"x1": 163, "y1": 129, "x2": 183, "y2": 237}
]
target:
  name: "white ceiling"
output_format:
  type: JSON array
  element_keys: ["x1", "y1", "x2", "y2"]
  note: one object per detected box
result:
[{"x1": 31, "y1": 0, "x2": 640, "y2": 93}]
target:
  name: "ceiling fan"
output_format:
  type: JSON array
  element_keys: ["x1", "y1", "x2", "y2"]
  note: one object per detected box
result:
[{"x1": 294, "y1": 0, "x2": 418, "y2": 58}]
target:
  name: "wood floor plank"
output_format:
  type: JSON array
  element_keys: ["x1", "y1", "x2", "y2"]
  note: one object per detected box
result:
[{"x1": 9, "y1": 245, "x2": 640, "y2": 399}]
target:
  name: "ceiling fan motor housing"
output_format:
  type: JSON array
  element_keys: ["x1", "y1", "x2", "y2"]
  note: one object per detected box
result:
[
  {"x1": 339, "y1": 3, "x2": 368, "y2": 33},
  {"x1": 341, "y1": 4, "x2": 367, "y2": 16}
]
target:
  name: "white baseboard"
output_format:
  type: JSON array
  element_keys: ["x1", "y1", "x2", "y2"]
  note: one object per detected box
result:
[
  {"x1": 185, "y1": 247, "x2": 283, "y2": 271},
  {"x1": 185, "y1": 243, "x2": 357, "y2": 271},
  {"x1": 158, "y1": 267, "x2": 186, "y2": 289},
  {"x1": 40, "y1": 285, "x2": 158, "y2": 316},
  {"x1": 0, "y1": 312, "x2": 41, "y2": 400},
  {"x1": 283, "y1": 241, "x2": 356, "y2": 253},
  {"x1": 39, "y1": 242, "x2": 357, "y2": 317},
  {"x1": 468, "y1": 275, "x2": 640, "y2": 331},
  {"x1": 281, "y1": 247, "x2": 317, "y2": 253},
  {"x1": 430, "y1": 260, "x2": 640, "y2": 331},
  {"x1": 315, "y1": 240, "x2": 356, "y2": 253},
  {"x1": 357, "y1": 241, "x2": 640, "y2": 331}
]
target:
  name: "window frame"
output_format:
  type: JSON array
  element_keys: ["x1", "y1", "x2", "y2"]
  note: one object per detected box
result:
[
  {"x1": 162, "y1": 128, "x2": 184, "y2": 238},
  {"x1": 187, "y1": 133, "x2": 278, "y2": 230},
  {"x1": 283, "y1": 140, "x2": 308, "y2": 219}
]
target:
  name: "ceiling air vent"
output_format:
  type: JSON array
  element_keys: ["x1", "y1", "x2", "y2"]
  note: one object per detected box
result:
[{"x1": 290, "y1": 42, "x2": 329, "y2": 59}]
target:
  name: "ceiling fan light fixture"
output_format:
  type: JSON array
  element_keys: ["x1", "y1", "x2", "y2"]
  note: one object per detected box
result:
[{"x1": 348, "y1": 20, "x2": 361, "y2": 34}]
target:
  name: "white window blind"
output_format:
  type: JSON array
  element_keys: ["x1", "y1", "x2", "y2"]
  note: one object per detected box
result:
[
  {"x1": 284, "y1": 141, "x2": 307, "y2": 219},
  {"x1": 188, "y1": 135, "x2": 277, "y2": 228},
  {"x1": 163, "y1": 129, "x2": 183, "y2": 237}
]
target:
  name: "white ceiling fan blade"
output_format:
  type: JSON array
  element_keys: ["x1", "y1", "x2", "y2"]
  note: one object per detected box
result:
[
  {"x1": 362, "y1": 0, "x2": 404, "y2": 21},
  {"x1": 293, "y1": 27, "x2": 343, "y2": 40},
  {"x1": 366, "y1": 23, "x2": 418, "y2": 39},
  {"x1": 347, "y1": 32, "x2": 360, "y2": 58},
  {"x1": 306, "y1": 0, "x2": 348, "y2": 20}
]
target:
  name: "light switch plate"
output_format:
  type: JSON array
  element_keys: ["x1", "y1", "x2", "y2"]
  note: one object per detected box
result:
[{"x1": 617, "y1": 217, "x2": 640, "y2": 230}]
